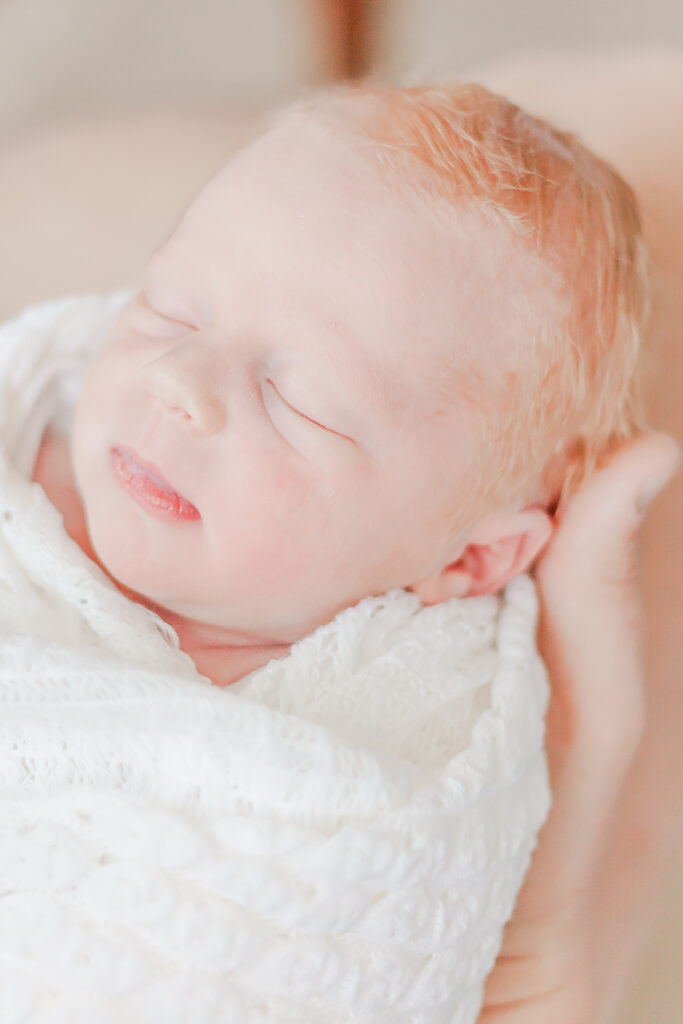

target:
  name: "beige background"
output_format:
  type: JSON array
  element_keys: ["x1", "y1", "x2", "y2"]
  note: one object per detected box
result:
[
  {"x1": 383, "y1": 0, "x2": 683, "y2": 80},
  {"x1": 2, "y1": 0, "x2": 683, "y2": 138},
  {"x1": 0, "y1": 4, "x2": 681, "y2": 1022},
  {"x1": 0, "y1": 0, "x2": 313, "y2": 136}
]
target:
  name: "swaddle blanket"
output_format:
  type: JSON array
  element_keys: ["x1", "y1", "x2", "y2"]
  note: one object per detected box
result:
[{"x1": 0, "y1": 295, "x2": 552, "y2": 1023}]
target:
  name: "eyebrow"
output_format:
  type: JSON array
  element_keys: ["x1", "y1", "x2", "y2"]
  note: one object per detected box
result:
[
  {"x1": 422, "y1": 349, "x2": 486, "y2": 419},
  {"x1": 317, "y1": 317, "x2": 485, "y2": 438},
  {"x1": 314, "y1": 318, "x2": 413, "y2": 430}
]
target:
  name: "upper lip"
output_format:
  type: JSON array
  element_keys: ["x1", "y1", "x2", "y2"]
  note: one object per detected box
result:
[{"x1": 115, "y1": 445, "x2": 189, "y2": 500}]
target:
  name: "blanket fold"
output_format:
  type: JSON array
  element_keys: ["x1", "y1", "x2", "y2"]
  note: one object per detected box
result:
[{"x1": 0, "y1": 295, "x2": 551, "y2": 1023}]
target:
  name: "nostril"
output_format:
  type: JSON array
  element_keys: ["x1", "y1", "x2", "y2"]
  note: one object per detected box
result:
[
  {"x1": 169, "y1": 406, "x2": 192, "y2": 422},
  {"x1": 142, "y1": 366, "x2": 188, "y2": 416},
  {"x1": 143, "y1": 360, "x2": 226, "y2": 434}
]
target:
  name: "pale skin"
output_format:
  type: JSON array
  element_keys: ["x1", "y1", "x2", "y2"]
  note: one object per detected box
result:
[
  {"x1": 34, "y1": 119, "x2": 554, "y2": 688},
  {"x1": 27, "y1": 61, "x2": 682, "y2": 1021}
]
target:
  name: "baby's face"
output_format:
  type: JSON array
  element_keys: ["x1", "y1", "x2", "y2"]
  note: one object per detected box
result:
[{"x1": 71, "y1": 121, "x2": 516, "y2": 645}]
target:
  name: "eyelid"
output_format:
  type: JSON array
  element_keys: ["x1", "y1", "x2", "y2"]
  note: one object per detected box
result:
[
  {"x1": 265, "y1": 378, "x2": 318, "y2": 426},
  {"x1": 268, "y1": 380, "x2": 358, "y2": 448},
  {"x1": 264, "y1": 379, "x2": 337, "y2": 436},
  {"x1": 140, "y1": 292, "x2": 199, "y2": 329}
]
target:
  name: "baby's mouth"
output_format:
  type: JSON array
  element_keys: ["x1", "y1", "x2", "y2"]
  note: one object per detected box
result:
[{"x1": 111, "y1": 446, "x2": 201, "y2": 521}]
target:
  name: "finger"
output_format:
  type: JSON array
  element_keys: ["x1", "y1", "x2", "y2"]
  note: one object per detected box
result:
[
  {"x1": 537, "y1": 431, "x2": 680, "y2": 765},
  {"x1": 520, "y1": 433, "x2": 680, "y2": 918},
  {"x1": 538, "y1": 430, "x2": 680, "y2": 599}
]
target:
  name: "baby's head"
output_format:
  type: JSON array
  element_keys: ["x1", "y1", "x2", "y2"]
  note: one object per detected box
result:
[
  {"x1": 278, "y1": 83, "x2": 647, "y2": 514},
  {"x1": 72, "y1": 81, "x2": 647, "y2": 646}
]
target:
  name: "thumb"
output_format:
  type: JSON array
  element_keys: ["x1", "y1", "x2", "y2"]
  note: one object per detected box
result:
[
  {"x1": 517, "y1": 432, "x2": 680, "y2": 917},
  {"x1": 536, "y1": 429, "x2": 680, "y2": 734},
  {"x1": 539, "y1": 431, "x2": 680, "y2": 594}
]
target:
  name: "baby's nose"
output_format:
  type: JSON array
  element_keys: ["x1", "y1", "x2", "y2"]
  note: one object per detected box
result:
[{"x1": 142, "y1": 346, "x2": 227, "y2": 435}]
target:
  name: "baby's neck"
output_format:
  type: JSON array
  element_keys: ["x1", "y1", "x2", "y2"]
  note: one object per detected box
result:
[
  {"x1": 172, "y1": 627, "x2": 290, "y2": 687},
  {"x1": 122, "y1": 590, "x2": 292, "y2": 686},
  {"x1": 32, "y1": 427, "x2": 291, "y2": 687}
]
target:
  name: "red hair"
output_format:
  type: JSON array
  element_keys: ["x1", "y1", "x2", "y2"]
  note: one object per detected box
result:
[{"x1": 270, "y1": 82, "x2": 648, "y2": 526}]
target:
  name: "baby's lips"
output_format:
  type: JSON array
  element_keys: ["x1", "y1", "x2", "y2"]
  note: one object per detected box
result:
[{"x1": 112, "y1": 446, "x2": 201, "y2": 519}]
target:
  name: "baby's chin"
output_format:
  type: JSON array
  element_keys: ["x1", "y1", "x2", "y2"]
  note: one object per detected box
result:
[
  {"x1": 83, "y1": 519, "x2": 163, "y2": 605},
  {"x1": 76, "y1": 499, "x2": 260, "y2": 635}
]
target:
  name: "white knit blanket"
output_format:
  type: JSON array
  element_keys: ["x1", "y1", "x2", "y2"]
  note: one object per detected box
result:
[{"x1": 0, "y1": 295, "x2": 551, "y2": 1024}]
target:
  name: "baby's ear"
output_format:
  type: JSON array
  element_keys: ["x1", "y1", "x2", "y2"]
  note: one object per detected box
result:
[
  {"x1": 408, "y1": 507, "x2": 553, "y2": 604},
  {"x1": 457, "y1": 507, "x2": 554, "y2": 597}
]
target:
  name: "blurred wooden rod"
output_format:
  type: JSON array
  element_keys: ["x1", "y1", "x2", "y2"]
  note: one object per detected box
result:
[{"x1": 312, "y1": 0, "x2": 380, "y2": 80}]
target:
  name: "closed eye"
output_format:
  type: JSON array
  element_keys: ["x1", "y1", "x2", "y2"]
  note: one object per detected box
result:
[
  {"x1": 265, "y1": 379, "x2": 327, "y2": 430},
  {"x1": 136, "y1": 294, "x2": 199, "y2": 335},
  {"x1": 264, "y1": 379, "x2": 352, "y2": 442}
]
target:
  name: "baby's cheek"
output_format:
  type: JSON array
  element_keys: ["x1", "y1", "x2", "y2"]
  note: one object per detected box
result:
[
  {"x1": 77, "y1": 349, "x2": 124, "y2": 422},
  {"x1": 217, "y1": 466, "x2": 327, "y2": 587}
]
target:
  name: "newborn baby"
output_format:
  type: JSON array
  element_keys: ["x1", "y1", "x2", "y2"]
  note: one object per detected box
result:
[
  {"x1": 0, "y1": 81, "x2": 651, "y2": 1023},
  {"x1": 32, "y1": 81, "x2": 647, "y2": 688}
]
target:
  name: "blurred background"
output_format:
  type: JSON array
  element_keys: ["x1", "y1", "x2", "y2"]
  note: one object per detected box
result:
[
  {"x1": 1, "y1": 0, "x2": 682, "y2": 323},
  {"x1": 0, "y1": 4, "x2": 681, "y2": 1020}
]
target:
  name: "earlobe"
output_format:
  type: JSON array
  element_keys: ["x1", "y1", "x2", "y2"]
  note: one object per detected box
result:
[
  {"x1": 462, "y1": 508, "x2": 554, "y2": 596},
  {"x1": 407, "y1": 508, "x2": 554, "y2": 604},
  {"x1": 407, "y1": 568, "x2": 472, "y2": 606}
]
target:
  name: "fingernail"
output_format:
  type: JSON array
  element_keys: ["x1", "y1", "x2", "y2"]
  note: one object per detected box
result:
[{"x1": 636, "y1": 463, "x2": 679, "y2": 516}]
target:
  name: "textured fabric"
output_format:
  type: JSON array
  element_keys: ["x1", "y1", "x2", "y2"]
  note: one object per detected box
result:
[{"x1": 0, "y1": 294, "x2": 552, "y2": 1023}]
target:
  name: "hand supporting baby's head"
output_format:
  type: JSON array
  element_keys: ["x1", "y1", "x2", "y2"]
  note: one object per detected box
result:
[{"x1": 70, "y1": 80, "x2": 647, "y2": 654}]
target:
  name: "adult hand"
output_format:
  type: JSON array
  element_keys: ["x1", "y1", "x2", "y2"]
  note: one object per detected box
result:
[{"x1": 479, "y1": 430, "x2": 681, "y2": 1023}]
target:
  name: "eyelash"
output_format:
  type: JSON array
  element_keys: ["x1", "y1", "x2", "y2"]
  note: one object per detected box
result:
[
  {"x1": 138, "y1": 298, "x2": 197, "y2": 336},
  {"x1": 264, "y1": 379, "x2": 324, "y2": 434}
]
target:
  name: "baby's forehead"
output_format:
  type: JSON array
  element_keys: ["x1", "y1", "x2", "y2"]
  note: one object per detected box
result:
[{"x1": 156, "y1": 121, "x2": 558, "y2": 431}]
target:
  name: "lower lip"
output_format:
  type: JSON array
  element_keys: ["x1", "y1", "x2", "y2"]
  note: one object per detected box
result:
[{"x1": 110, "y1": 448, "x2": 201, "y2": 521}]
